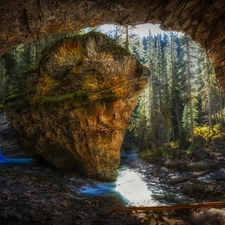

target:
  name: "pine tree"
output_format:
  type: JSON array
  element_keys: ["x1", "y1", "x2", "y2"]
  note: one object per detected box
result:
[{"x1": 180, "y1": 34, "x2": 199, "y2": 143}]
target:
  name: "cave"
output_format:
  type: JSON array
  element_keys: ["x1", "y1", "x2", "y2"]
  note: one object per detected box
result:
[
  {"x1": 1, "y1": 0, "x2": 225, "y2": 92},
  {"x1": 1, "y1": 1, "x2": 225, "y2": 223},
  {"x1": 1, "y1": 0, "x2": 225, "y2": 180}
]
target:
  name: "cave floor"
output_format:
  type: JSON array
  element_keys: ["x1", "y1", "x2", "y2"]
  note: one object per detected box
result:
[{"x1": 0, "y1": 164, "x2": 225, "y2": 225}]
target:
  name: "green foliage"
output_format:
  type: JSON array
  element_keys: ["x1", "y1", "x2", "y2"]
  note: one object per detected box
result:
[
  {"x1": 140, "y1": 149, "x2": 163, "y2": 162},
  {"x1": 121, "y1": 130, "x2": 138, "y2": 152},
  {"x1": 1, "y1": 25, "x2": 225, "y2": 161},
  {"x1": 186, "y1": 145, "x2": 195, "y2": 156},
  {"x1": 31, "y1": 90, "x2": 89, "y2": 111},
  {"x1": 141, "y1": 141, "x2": 180, "y2": 161},
  {"x1": 159, "y1": 141, "x2": 180, "y2": 158},
  {"x1": 192, "y1": 124, "x2": 225, "y2": 145},
  {"x1": 193, "y1": 126, "x2": 213, "y2": 143}
]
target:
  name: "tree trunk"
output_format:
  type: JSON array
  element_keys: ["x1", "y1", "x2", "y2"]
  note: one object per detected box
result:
[
  {"x1": 125, "y1": 25, "x2": 129, "y2": 51},
  {"x1": 186, "y1": 36, "x2": 195, "y2": 144},
  {"x1": 170, "y1": 33, "x2": 181, "y2": 138}
]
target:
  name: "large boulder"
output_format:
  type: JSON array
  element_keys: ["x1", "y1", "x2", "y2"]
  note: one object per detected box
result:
[{"x1": 4, "y1": 32, "x2": 149, "y2": 181}]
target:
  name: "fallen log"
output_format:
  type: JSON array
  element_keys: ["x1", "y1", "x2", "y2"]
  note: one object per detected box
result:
[{"x1": 113, "y1": 201, "x2": 225, "y2": 211}]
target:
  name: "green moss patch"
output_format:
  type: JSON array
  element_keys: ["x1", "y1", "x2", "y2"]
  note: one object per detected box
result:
[
  {"x1": 31, "y1": 90, "x2": 89, "y2": 112},
  {"x1": 4, "y1": 91, "x2": 26, "y2": 105},
  {"x1": 3, "y1": 91, "x2": 29, "y2": 113},
  {"x1": 38, "y1": 31, "x2": 132, "y2": 66}
]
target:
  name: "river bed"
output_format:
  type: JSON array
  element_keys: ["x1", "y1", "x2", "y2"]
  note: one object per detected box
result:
[
  {"x1": 75, "y1": 153, "x2": 195, "y2": 206},
  {"x1": 1, "y1": 151, "x2": 225, "y2": 224},
  {"x1": 0, "y1": 151, "x2": 194, "y2": 207}
]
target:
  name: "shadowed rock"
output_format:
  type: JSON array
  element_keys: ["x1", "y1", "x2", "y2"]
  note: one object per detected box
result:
[
  {"x1": 4, "y1": 32, "x2": 149, "y2": 181},
  {"x1": 1, "y1": 1, "x2": 225, "y2": 93}
]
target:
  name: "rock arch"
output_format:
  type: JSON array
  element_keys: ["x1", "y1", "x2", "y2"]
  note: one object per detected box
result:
[{"x1": 1, "y1": 0, "x2": 225, "y2": 91}]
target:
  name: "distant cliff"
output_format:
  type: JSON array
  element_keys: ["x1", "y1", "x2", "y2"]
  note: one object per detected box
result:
[{"x1": 4, "y1": 32, "x2": 149, "y2": 181}]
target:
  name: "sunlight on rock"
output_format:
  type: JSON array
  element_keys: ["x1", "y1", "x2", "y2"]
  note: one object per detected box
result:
[{"x1": 115, "y1": 168, "x2": 158, "y2": 206}]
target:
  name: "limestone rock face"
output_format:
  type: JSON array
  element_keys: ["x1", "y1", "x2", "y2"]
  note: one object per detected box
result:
[{"x1": 4, "y1": 32, "x2": 149, "y2": 181}]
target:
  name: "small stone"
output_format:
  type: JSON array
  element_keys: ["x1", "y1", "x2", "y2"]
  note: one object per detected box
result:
[
  {"x1": 138, "y1": 212, "x2": 146, "y2": 218},
  {"x1": 60, "y1": 200, "x2": 68, "y2": 207}
]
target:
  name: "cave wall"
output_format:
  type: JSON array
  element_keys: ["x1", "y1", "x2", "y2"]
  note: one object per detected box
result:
[{"x1": 1, "y1": 0, "x2": 225, "y2": 91}]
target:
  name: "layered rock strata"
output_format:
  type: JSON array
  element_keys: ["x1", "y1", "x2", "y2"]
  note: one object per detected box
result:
[{"x1": 4, "y1": 32, "x2": 149, "y2": 181}]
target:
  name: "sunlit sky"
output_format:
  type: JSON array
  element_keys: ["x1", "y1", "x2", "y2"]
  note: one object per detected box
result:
[{"x1": 99, "y1": 23, "x2": 167, "y2": 37}]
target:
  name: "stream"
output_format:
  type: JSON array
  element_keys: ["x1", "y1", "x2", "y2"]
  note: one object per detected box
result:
[
  {"x1": 0, "y1": 150, "x2": 196, "y2": 207},
  {"x1": 72, "y1": 153, "x2": 195, "y2": 206}
]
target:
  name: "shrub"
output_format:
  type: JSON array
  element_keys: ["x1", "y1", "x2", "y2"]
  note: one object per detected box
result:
[{"x1": 140, "y1": 149, "x2": 163, "y2": 162}]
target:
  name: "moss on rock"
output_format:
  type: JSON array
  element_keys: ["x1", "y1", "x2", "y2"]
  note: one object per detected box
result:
[{"x1": 4, "y1": 31, "x2": 149, "y2": 181}]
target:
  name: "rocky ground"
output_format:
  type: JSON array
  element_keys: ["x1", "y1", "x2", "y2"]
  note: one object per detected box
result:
[
  {"x1": 0, "y1": 162, "x2": 225, "y2": 225},
  {"x1": 1, "y1": 113, "x2": 225, "y2": 224},
  {"x1": 163, "y1": 153, "x2": 225, "y2": 203}
]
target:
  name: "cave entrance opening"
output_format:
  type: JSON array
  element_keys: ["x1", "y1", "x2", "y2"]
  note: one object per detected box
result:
[{"x1": 1, "y1": 21, "x2": 225, "y2": 181}]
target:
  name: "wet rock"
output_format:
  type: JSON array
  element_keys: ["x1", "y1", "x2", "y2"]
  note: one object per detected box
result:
[{"x1": 208, "y1": 168, "x2": 225, "y2": 181}]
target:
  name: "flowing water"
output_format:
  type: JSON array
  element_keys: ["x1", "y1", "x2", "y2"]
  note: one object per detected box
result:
[
  {"x1": 0, "y1": 150, "x2": 194, "y2": 206},
  {"x1": 0, "y1": 150, "x2": 34, "y2": 164},
  {"x1": 75, "y1": 153, "x2": 195, "y2": 206}
]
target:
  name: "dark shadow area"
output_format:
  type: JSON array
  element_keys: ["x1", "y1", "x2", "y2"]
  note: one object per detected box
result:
[{"x1": 33, "y1": 154, "x2": 52, "y2": 167}]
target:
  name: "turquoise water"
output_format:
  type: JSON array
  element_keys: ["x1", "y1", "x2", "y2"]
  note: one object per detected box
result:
[
  {"x1": 0, "y1": 150, "x2": 193, "y2": 206},
  {"x1": 75, "y1": 153, "x2": 193, "y2": 206},
  {"x1": 0, "y1": 150, "x2": 34, "y2": 165}
]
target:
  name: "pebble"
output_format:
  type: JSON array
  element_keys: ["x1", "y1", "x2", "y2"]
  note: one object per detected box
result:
[{"x1": 60, "y1": 200, "x2": 68, "y2": 207}]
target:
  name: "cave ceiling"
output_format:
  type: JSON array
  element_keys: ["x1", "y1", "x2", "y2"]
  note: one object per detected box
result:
[{"x1": 1, "y1": 0, "x2": 225, "y2": 90}]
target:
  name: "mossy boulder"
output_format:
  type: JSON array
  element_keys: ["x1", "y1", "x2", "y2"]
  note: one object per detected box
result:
[{"x1": 4, "y1": 31, "x2": 149, "y2": 181}]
